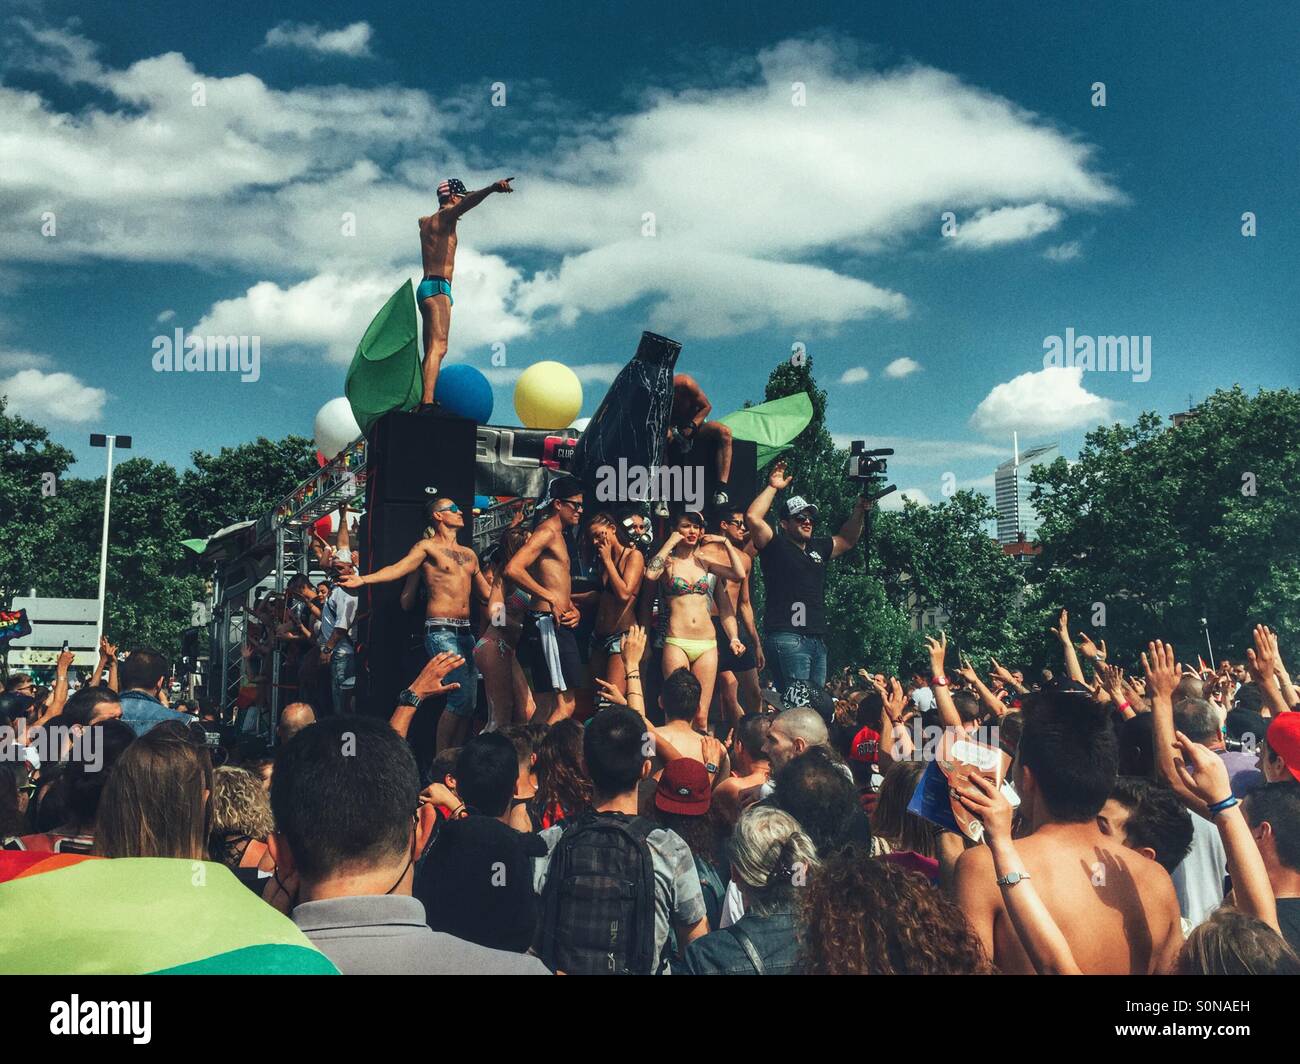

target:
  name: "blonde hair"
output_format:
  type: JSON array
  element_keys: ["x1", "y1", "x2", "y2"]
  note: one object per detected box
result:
[
  {"x1": 727, "y1": 805, "x2": 819, "y2": 916},
  {"x1": 210, "y1": 766, "x2": 275, "y2": 839}
]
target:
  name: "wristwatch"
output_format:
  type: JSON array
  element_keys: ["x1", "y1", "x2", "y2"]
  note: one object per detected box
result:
[
  {"x1": 996, "y1": 871, "x2": 1031, "y2": 887},
  {"x1": 397, "y1": 689, "x2": 422, "y2": 708}
]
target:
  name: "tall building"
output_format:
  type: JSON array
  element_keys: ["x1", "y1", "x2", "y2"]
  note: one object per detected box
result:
[{"x1": 995, "y1": 442, "x2": 1059, "y2": 545}]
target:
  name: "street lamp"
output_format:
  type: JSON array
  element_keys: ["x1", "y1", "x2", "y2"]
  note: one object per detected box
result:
[{"x1": 89, "y1": 433, "x2": 132, "y2": 647}]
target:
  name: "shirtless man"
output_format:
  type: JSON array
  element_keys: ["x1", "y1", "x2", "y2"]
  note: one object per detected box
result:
[
  {"x1": 417, "y1": 176, "x2": 514, "y2": 412},
  {"x1": 706, "y1": 509, "x2": 764, "y2": 725},
  {"x1": 668, "y1": 373, "x2": 733, "y2": 506},
  {"x1": 586, "y1": 512, "x2": 645, "y2": 699},
  {"x1": 504, "y1": 476, "x2": 584, "y2": 723},
  {"x1": 655, "y1": 667, "x2": 730, "y2": 786},
  {"x1": 342, "y1": 497, "x2": 490, "y2": 752},
  {"x1": 712, "y1": 713, "x2": 771, "y2": 827},
  {"x1": 953, "y1": 688, "x2": 1184, "y2": 974}
]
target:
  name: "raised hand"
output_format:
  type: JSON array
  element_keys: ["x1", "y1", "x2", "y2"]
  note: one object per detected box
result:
[
  {"x1": 1141, "y1": 640, "x2": 1179, "y2": 702},
  {"x1": 767, "y1": 460, "x2": 793, "y2": 491},
  {"x1": 1052, "y1": 609, "x2": 1070, "y2": 644},
  {"x1": 1171, "y1": 731, "x2": 1233, "y2": 807},
  {"x1": 953, "y1": 771, "x2": 1014, "y2": 845},
  {"x1": 882, "y1": 677, "x2": 907, "y2": 722},
  {"x1": 989, "y1": 657, "x2": 1016, "y2": 684},
  {"x1": 594, "y1": 677, "x2": 629, "y2": 707},
  {"x1": 924, "y1": 631, "x2": 948, "y2": 679},
  {"x1": 494, "y1": 177, "x2": 515, "y2": 193},
  {"x1": 1097, "y1": 660, "x2": 1127, "y2": 702},
  {"x1": 957, "y1": 655, "x2": 980, "y2": 684},
  {"x1": 620, "y1": 623, "x2": 647, "y2": 666},
  {"x1": 1245, "y1": 623, "x2": 1278, "y2": 686},
  {"x1": 411, "y1": 652, "x2": 464, "y2": 699},
  {"x1": 1077, "y1": 631, "x2": 1108, "y2": 661}
]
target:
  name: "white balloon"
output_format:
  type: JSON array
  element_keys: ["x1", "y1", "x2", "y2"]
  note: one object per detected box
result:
[
  {"x1": 314, "y1": 398, "x2": 361, "y2": 459},
  {"x1": 568, "y1": 417, "x2": 591, "y2": 432}
]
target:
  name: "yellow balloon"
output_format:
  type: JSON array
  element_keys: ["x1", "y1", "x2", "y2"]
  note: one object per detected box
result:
[{"x1": 514, "y1": 361, "x2": 583, "y2": 429}]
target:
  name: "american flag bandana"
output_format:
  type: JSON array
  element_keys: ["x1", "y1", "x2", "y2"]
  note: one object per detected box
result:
[{"x1": 437, "y1": 178, "x2": 469, "y2": 203}]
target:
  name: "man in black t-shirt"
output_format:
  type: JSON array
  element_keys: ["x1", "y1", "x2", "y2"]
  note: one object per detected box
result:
[{"x1": 746, "y1": 459, "x2": 873, "y2": 691}]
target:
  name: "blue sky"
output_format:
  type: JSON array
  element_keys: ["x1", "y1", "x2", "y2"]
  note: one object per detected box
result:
[{"x1": 1, "y1": 0, "x2": 1296, "y2": 513}]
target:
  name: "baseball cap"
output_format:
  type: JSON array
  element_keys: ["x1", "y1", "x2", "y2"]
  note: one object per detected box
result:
[
  {"x1": 1225, "y1": 707, "x2": 1267, "y2": 746},
  {"x1": 783, "y1": 496, "x2": 818, "y2": 519},
  {"x1": 437, "y1": 177, "x2": 469, "y2": 203},
  {"x1": 1266, "y1": 714, "x2": 1300, "y2": 783},
  {"x1": 655, "y1": 758, "x2": 711, "y2": 816},
  {"x1": 848, "y1": 724, "x2": 881, "y2": 764}
]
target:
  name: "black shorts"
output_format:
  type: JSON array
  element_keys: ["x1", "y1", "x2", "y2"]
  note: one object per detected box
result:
[
  {"x1": 521, "y1": 612, "x2": 583, "y2": 693},
  {"x1": 713, "y1": 617, "x2": 757, "y2": 674}
]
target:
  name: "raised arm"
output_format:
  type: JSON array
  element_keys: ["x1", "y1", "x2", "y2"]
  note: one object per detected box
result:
[
  {"x1": 390, "y1": 652, "x2": 464, "y2": 739},
  {"x1": 924, "y1": 632, "x2": 964, "y2": 732},
  {"x1": 989, "y1": 657, "x2": 1028, "y2": 696},
  {"x1": 1171, "y1": 732, "x2": 1279, "y2": 933},
  {"x1": 644, "y1": 530, "x2": 682, "y2": 583},
  {"x1": 957, "y1": 657, "x2": 1007, "y2": 719},
  {"x1": 745, "y1": 460, "x2": 792, "y2": 551},
  {"x1": 344, "y1": 542, "x2": 427, "y2": 588},
  {"x1": 1245, "y1": 624, "x2": 1292, "y2": 717},
  {"x1": 598, "y1": 537, "x2": 644, "y2": 602},
  {"x1": 699, "y1": 535, "x2": 744, "y2": 582},
  {"x1": 830, "y1": 495, "x2": 872, "y2": 559},
  {"x1": 1144, "y1": 639, "x2": 1208, "y2": 817},
  {"x1": 1053, "y1": 610, "x2": 1087, "y2": 684},
  {"x1": 446, "y1": 177, "x2": 513, "y2": 218}
]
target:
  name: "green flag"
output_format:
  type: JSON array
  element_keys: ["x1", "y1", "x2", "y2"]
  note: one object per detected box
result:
[
  {"x1": 717, "y1": 392, "x2": 814, "y2": 467},
  {"x1": 345, "y1": 280, "x2": 422, "y2": 433}
]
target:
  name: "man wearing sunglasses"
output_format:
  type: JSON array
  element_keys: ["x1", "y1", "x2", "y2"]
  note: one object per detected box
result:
[
  {"x1": 746, "y1": 460, "x2": 873, "y2": 693},
  {"x1": 505, "y1": 475, "x2": 586, "y2": 723},
  {"x1": 343, "y1": 498, "x2": 492, "y2": 752}
]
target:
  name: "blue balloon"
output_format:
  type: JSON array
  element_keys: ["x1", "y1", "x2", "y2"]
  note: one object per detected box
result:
[{"x1": 436, "y1": 364, "x2": 494, "y2": 423}]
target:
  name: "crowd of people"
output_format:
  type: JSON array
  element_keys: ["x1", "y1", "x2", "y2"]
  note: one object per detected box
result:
[{"x1": 2, "y1": 457, "x2": 1299, "y2": 977}]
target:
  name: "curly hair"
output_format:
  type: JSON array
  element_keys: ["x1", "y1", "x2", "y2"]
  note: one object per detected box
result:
[
  {"x1": 797, "y1": 846, "x2": 992, "y2": 975},
  {"x1": 534, "y1": 719, "x2": 592, "y2": 820},
  {"x1": 210, "y1": 766, "x2": 275, "y2": 839}
]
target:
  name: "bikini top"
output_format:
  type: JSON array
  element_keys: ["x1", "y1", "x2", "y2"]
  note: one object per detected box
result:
[{"x1": 666, "y1": 571, "x2": 713, "y2": 597}]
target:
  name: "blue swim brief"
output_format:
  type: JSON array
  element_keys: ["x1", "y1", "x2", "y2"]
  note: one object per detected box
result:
[{"x1": 416, "y1": 276, "x2": 453, "y2": 305}]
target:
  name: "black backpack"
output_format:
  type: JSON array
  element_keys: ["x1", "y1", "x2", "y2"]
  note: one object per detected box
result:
[{"x1": 536, "y1": 811, "x2": 660, "y2": 975}]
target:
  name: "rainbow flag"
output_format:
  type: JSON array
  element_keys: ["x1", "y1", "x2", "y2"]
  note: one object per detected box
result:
[{"x1": 0, "y1": 853, "x2": 338, "y2": 974}]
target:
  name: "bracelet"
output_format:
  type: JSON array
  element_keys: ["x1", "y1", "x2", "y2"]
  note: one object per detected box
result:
[
  {"x1": 625, "y1": 672, "x2": 641, "y2": 682},
  {"x1": 1207, "y1": 795, "x2": 1239, "y2": 817},
  {"x1": 931, "y1": 675, "x2": 949, "y2": 688},
  {"x1": 450, "y1": 804, "x2": 467, "y2": 820},
  {"x1": 1117, "y1": 701, "x2": 1132, "y2": 713}
]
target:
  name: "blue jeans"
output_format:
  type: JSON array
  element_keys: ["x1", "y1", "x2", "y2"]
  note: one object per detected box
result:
[
  {"x1": 330, "y1": 639, "x2": 356, "y2": 715},
  {"x1": 762, "y1": 631, "x2": 827, "y2": 692},
  {"x1": 424, "y1": 622, "x2": 478, "y2": 718}
]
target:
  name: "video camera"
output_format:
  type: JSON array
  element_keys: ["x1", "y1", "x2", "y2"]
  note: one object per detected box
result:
[{"x1": 847, "y1": 441, "x2": 897, "y2": 503}]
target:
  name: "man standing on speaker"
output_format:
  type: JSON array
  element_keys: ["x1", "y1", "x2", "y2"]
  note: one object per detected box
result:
[
  {"x1": 417, "y1": 176, "x2": 514, "y2": 414},
  {"x1": 342, "y1": 498, "x2": 491, "y2": 752},
  {"x1": 504, "y1": 476, "x2": 585, "y2": 724},
  {"x1": 745, "y1": 460, "x2": 873, "y2": 692}
]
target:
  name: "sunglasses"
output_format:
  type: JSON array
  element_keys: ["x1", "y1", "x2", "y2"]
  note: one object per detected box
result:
[
  {"x1": 433, "y1": 504, "x2": 461, "y2": 514},
  {"x1": 557, "y1": 499, "x2": 584, "y2": 511}
]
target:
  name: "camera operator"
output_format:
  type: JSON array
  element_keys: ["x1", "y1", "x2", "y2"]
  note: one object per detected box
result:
[{"x1": 746, "y1": 459, "x2": 875, "y2": 692}]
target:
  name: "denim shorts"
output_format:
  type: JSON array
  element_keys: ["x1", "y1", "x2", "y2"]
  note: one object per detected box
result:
[
  {"x1": 424, "y1": 621, "x2": 478, "y2": 718},
  {"x1": 329, "y1": 639, "x2": 356, "y2": 713}
]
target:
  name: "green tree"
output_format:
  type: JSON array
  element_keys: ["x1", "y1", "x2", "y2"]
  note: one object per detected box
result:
[
  {"x1": 872, "y1": 491, "x2": 1031, "y2": 671},
  {"x1": 179, "y1": 435, "x2": 318, "y2": 539},
  {"x1": 1029, "y1": 386, "x2": 1300, "y2": 668},
  {"x1": 0, "y1": 396, "x2": 75, "y2": 605}
]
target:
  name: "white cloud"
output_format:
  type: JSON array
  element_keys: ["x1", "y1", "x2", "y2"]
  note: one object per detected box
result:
[
  {"x1": 0, "y1": 348, "x2": 51, "y2": 371},
  {"x1": 263, "y1": 21, "x2": 374, "y2": 58},
  {"x1": 948, "y1": 204, "x2": 1063, "y2": 249},
  {"x1": 0, "y1": 368, "x2": 107, "y2": 423},
  {"x1": 838, "y1": 367, "x2": 870, "y2": 385},
  {"x1": 0, "y1": 25, "x2": 1121, "y2": 348},
  {"x1": 192, "y1": 255, "x2": 529, "y2": 364},
  {"x1": 156, "y1": 309, "x2": 175, "y2": 323},
  {"x1": 1044, "y1": 240, "x2": 1082, "y2": 262},
  {"x1": 883, "y1": 357, "x2": 921, "y2": 379},
  {"x1": 969, "y1": 365, "x2": 1116, "y2": 436}
]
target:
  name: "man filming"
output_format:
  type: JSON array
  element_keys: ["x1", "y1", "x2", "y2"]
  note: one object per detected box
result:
[{"x1": 745, "y1": 460, "x2": 874, "y2": 692}]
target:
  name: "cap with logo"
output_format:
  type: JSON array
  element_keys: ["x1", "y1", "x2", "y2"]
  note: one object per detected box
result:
[
  {"x1": 654, "y1": 758, "x2": 711, "y2": 815},
  {"x1": 783, "y1": 496, "x2": 818, "y2": 519}
]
